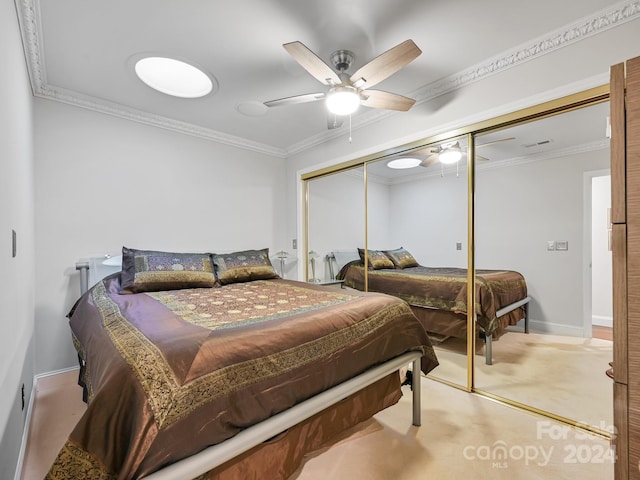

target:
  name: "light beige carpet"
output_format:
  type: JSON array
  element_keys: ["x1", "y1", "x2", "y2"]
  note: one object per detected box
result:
[
  {"x1": 294, "y1": 377, "x2": 612, "y2": 479},
  {"x1": 23, "y1": 370, "x2": 613, "y2": 480},
  {"x1": 430, "y1": 331, "x2": 613, "y2": 430}
]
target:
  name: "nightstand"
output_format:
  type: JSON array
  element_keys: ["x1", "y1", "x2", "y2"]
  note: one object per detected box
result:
[{"x1": 314, "y1": 279, "x2": 345, "y2": 288}]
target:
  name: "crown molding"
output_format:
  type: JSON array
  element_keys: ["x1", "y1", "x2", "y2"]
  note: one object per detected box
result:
[
  {"x1": 15, "y1": 0, "x2": 640, "y2": 158},
  {"x1": 38, "y1": 84, "x2": 289, "y2": 158}
]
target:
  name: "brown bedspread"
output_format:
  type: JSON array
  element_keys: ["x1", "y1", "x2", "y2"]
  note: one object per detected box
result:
[
  {"x1": 48, "y1": 276, "x2": 437, "y2": 480},
  {"x1": 338, "y1": 264, "x2": 527, "y2": 335}
]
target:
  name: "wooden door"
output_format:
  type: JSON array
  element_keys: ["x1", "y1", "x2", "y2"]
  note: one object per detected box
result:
[{"x1": 612, "y1": 54, "x2": 640, "y2": 480}]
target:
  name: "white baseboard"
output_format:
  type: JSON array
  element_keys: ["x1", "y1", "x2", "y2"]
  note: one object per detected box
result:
[
  {"x1": 14, "y1": 366, "x2": 80, "y2": 480},
  {"x1": 592, "y1": 315, "x2": 613, "y2": 328},
  {"x1": 523, "y1": 319, "x2": 587, "y2": 337},
  {"x1": 13, "y1": 378, "x2": 37, "y2": 480},
  {"x1": 35, "y1": 365, "x2": 79, "y2": 379}
]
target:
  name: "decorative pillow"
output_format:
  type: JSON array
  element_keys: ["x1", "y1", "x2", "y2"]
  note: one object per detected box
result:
[
  {"x1": 358, "y1": 248, "x2": 395, "y2": 270},
  {"x1": 384, "y1": 247, "x2": 419, "y2": 269},
  {"x1": 120, "y1": 247, "x2": 217, "y2": 294},
  {"x1": 213, "y1": 248, "x2": 278, "y2": 285}
]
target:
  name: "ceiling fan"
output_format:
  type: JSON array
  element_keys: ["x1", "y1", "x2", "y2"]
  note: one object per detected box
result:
[
  {"x1": 264, "y1": 40, "x2": 422, "y2": 129},
  {"x1": 419, "y1": 137, "x2": 516, "y2": 167}
]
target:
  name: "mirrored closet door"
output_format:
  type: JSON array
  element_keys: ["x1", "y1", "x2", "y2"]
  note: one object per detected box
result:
[
  {"x1": 306, "y1": 166, "x2": 365, "y2": 285},
  {"x1": 369, "y1": 137, "x2": 471, "y2": 389},
  {"x1": 303, "y1": 85, "x2": 613, "y2": 436},
  {"x1": 473, "y1": 101, "x2": 613, "y2": 432}
]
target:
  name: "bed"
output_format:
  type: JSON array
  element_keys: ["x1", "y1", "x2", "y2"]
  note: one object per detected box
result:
[
  {"x1": 331, "y1": 248, "x2": 530, "y2": 365},
  {"x1": 48, "y1": 247, "x2": 438, "y2": 480}
]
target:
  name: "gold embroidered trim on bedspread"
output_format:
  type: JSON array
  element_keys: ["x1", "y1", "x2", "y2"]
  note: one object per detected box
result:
[
  {"x1": 91, "y1": 281, "x2": 411, "y2": 429},
  {"x1": 46, "y1": 440, "x2": 116, "y2": 480}
]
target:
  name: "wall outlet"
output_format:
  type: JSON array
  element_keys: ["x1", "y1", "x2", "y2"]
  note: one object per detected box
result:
[
  {"x1": 456, "y1": 242, "x2": 462, "y2": 251},
  {"x1": 547, "y1": 240, "x2": 556, "y2": 251},
  {"x1": 292, "y1": 239, "x2": 297, "y2": 250},
  {"x1": 556, "y1": 240, "x2": 569, "y2": 251}
]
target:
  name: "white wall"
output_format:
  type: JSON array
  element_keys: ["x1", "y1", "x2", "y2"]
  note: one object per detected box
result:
[
  {"x1": 307, "y1": 169, "x2": 365, "y2": 281},
  {"x1": 306, "y1": 168, "x2": 393, "y2": 282},
  {"x1": 0, "y1": 0, "x2": 35, "y2": 477},
  {"x1": 592, "y1": 174, "x2": 613, "y2": 326},
  {"x1": 474, "y1": 149, "x2": 609, "y2": 335},
  {"x1": 388, "y1": 168, "x2": 468, "y2": 268},
  {"x1": 34, "y1": 99, "x2": 288, "y2": 374}
]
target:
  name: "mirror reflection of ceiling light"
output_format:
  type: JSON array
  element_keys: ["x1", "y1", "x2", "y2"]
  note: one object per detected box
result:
[
  {"x1": 134, "y1": 57, "x2": 214, "y2": 98},
  {"x1": 326, "y1": 86, "x2": 360, "y2": 115},
  {"x1": 387, "y1": 157, "x2": 422, "y2": 169},
  {"x1": 439, "y1": 144, "x2": 462, "y2": 164}
]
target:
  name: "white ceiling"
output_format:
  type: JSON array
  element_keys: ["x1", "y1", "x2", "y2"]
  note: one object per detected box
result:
[{"x1": 16, "y1": 0, "x2": 637, "y2": 157}]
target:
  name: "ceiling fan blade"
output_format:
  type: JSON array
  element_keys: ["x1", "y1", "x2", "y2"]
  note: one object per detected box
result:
[
  {"x1": 350, "y1": 39, "x2": 421, "y2": 90},
  {"x1": 360, "y1": 89, "x2": 416, "y2": 111},
  {"x1": 477, "y1": 137, "x2": 515, "y2": 148},
  {"x1": 459, "y1": 148, "x2": 490, "y2": 161},
  {"x1": 264, "y1": 92, "x2": 325, "y2": 108},
  {"x1": 327, "y1": 114, "x2": 344, "y2": 130},
  {"x1": 420, "y1": 154, "x2": 439, "y2": 168},
  {"x1": 283, "y1": 41, "x2": 341, "y2": 86}
]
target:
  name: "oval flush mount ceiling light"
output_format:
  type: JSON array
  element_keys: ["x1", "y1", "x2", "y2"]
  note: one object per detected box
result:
[
  {"x1": 134, "y1": 56, "x2": 214, "y2": 98},
  {"x1": 387, "y1": 157, "x2": 422, "y2": 169}
]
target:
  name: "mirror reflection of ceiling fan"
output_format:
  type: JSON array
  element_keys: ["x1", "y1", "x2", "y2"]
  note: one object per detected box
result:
[
  {"x1": 419, "y1": 137, "x2": 516, "y2": 168},
  {"x1": 264, "y1": 40, "x2": 422, "y2": 129}
]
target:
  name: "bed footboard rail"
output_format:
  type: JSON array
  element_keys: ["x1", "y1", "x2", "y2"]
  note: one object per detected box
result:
[
  {"x1": 144, "y1": 351, "x2": 423, "y2": 480},
  {"x1": 484, "y1": 295, "x2": 532, "y2": 365}
]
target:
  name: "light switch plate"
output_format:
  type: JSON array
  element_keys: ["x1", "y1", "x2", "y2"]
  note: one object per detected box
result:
[{"x1": 547, "y1": 240, "x2": 556, "y2": 251}]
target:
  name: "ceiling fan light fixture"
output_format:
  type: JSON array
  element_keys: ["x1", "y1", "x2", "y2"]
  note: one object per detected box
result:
[
  {"x1": 439, "y1": 145, "x2": 462, "y2": 164},
  {"x1": 134, "y1": 56, "x2": 214, "y2": 98},
  {"x1": 387, "y1": 157, "x2": 422, "y2": 169},
  {"x1": 326, "y1": 86, "x2": 360, "y2": 115}
]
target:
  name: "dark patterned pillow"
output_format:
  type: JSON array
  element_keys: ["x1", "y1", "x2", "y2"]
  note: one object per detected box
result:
[
  {"x1": 384, "y1": 247, "x2": 419, "y2": 269},
  {"x1": 119, "y1": 247, "x2": 217, "y2": 294},
  {"x1": 213, "y1": 248, "x2": 278, "y2": 285},
  {"x1": 358, "y1": 248, "x2": 395, "y2": 270}
]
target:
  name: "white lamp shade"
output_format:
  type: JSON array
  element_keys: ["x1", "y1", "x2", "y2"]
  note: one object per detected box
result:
[
  {"x1": 439, "y1": 147, "x2": 462, "y2": 164},
  {"x1": 326, "y1": 87, "x2": 360, "y2": 115}
]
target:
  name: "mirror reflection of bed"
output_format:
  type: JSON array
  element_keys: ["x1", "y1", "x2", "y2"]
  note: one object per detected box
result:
[
  {"x1": 329, "y1": 249, "x2": 530, "y2": 367},
  {"x1": 305, "y1": 99, "x2": 613, "y2": 433}
]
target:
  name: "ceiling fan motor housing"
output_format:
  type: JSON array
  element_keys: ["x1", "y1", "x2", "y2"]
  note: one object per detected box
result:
[{"x1": 330, "y1": 50, "x2": 355, "y2": 73}]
